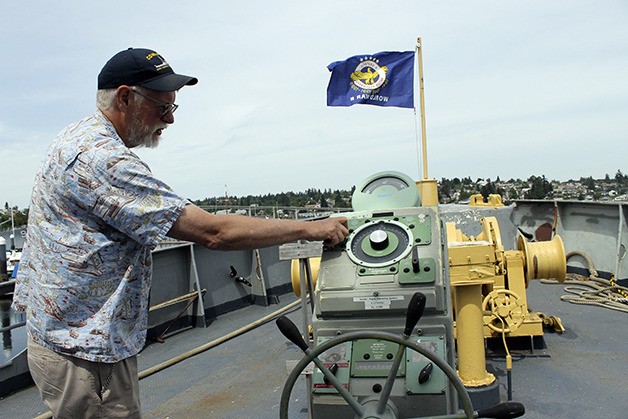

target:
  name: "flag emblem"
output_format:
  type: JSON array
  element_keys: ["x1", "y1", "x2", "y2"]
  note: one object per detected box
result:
[{"x1": 350, "y1": 57, "x2": 388, "y2": 91}]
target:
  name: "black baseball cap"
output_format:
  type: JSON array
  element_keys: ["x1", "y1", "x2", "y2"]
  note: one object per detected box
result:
[{"x1": 98, "y1": 48, "x2": 198, "y2": 91}]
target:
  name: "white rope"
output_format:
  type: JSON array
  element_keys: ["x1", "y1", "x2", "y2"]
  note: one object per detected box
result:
[{"x1": 540, "y1": 251, "x2": 628, "y2": 314}]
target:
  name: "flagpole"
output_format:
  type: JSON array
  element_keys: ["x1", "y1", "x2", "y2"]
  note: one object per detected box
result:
[
  {"x1": 417, "y1": 36, "x2": 428, "y2": 180},
  {"x1": 415, "y1": 37, "x2": 439, "y2": 207}
]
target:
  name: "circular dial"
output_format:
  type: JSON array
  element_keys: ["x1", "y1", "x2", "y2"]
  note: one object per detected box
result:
[
  {"x1": 351, "y1": 171, "x2": 420, "y2": 212},
  {"x1": 346, "y1": 220, "x2": 413, "y2": 268}
]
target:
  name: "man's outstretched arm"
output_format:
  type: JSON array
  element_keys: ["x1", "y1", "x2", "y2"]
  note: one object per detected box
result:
[{"x1": 167, "y1": 204, "x2": 348, "y2": 250}]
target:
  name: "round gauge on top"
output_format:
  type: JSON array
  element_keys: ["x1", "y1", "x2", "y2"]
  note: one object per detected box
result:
[{"x1": 351, "y1": 171, "x2": 421, "y2": 212}]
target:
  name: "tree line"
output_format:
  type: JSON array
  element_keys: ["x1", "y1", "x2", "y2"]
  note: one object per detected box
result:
[
  {"x1": 4, "y1": 170, "x2": 626, "y2": 228},
  {"x1": 194, "y1": 170, "x2": 626, "y2": 209}
]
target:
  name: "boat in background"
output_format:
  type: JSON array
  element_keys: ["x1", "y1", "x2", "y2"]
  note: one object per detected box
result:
[{"x1": 6, "y1": 250, "x2": 21, "y2": 277}]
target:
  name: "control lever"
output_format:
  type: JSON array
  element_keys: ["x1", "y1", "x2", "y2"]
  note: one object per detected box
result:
[
  {"x1": 375, "y1": 292, "x2": 427, "y2": 415},
  {"x1": 276, "y1": 316, "x2": 309, "y2": 351},
  {"x1": 412, "y1": 246, "x2": 420, "y2": 273},
  {"x1": 229, "y1": 265, "x2": 252, "y2": 287},
  {"x1": 418, "y1": 362, "x2": 433, "y2": 384},
  {"x1": 323, "y1": 363, "x2": 339, "y2": 385},
  {"x1": 404, "y1": 292, "x2": 427, "y2": 337},
  {"x1": 476, "y1": 401, "x2": 525, "y2": 418}
]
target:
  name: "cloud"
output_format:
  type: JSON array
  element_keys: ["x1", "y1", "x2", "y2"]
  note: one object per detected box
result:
[{"x1": 1, "y1": 1, "x2": 627, "y2": 209}]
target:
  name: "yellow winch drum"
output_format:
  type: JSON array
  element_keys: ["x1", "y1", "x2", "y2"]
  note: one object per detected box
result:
[{"x1": 517, "y1": 234, "x2": 566, "y2": 282}]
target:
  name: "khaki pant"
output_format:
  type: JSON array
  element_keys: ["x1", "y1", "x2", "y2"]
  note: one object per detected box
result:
[{"x1": 27, "y1": 338, "x2": 141, "y2": 418}]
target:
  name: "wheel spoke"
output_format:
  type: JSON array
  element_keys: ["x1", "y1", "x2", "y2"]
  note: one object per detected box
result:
[{"x1": 310, "y1": 355, "x2": 364, "y2": 416}]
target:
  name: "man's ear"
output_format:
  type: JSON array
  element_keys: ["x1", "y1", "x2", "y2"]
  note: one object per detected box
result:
[{"x1": 115, "y1": 85, "x2": 133, "y2": 112}]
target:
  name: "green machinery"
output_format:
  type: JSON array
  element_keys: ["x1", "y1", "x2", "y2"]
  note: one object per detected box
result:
[{"x1": 277, "y1": 171, "x2": 523, "y2": 419}]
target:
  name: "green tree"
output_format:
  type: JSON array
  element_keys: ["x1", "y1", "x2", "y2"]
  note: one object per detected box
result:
[
  {"x1": 480, "y1": 179, "x2": 496, "y2": 199},
  {"x1": 0, "y1": 206, "x2": 28, "y2": 229},
  {"x1": 580, "y1": 176, "x2": 596, "y2": 191},
  {"x1": 459, "y1": 189, "x2": 472, "y2": 200},
  {"x1": 320, "y1": 192, "x2": 329, "y2": 208},
  {"x1": 525, "y1": 175, "x2": 553, "y2": 199}
]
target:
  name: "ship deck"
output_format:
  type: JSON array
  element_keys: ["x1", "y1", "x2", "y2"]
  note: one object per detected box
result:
[{"x1": 1, "y1": 278, "x2": 626, "y2": 419}]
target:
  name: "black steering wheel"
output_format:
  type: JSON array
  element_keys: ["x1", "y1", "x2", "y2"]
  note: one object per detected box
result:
[{"x1": 276, "y1": 292, "x2": 525, "y2": 419}]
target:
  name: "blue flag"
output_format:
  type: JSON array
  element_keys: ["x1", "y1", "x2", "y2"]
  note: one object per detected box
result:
[{"x1": 327, "y1": 51, "x2": 415, "y2": 108}]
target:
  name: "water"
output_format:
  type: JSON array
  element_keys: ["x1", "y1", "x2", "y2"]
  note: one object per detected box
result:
[{"x1": 0, "y1": 298, "x2": 27, "y2": 366}]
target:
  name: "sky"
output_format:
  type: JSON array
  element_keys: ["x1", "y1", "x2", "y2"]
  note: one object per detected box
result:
[{"x1": 1, "y1": 1, "x2": 627, "y2": 209}]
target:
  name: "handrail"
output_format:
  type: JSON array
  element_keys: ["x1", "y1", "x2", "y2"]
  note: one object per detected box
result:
[
  {"x1": 0, "y1": 321, "x2": 25, "y2": 333},
  {"x1": 149, "y1": 290, "x2": 204, "y2": 312},
  {"x1": 0, "y1": 279, "x2": 15, "y2": 296}
]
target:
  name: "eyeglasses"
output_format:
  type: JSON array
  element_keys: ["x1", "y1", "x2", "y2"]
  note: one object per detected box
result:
[{"x1": 131, "y1": 88, "x2": 179, "y2": 118}]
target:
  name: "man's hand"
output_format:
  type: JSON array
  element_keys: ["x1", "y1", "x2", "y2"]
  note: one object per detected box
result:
[{"x1": 309, "y1": 217, "x2": 349, "y2": 247}]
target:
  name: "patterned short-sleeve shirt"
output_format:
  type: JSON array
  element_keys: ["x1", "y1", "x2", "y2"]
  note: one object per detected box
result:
[{"x1": 12, "y1": 111, "x2": 188, "y2": 362}]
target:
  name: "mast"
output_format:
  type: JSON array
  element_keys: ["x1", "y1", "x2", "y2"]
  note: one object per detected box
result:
[
  {"x1": 417, "y1": 36, "x2": 428, "y2": 180},
  {"x1": 415, "y1": 37, "x2": 438, "y2": 207}
]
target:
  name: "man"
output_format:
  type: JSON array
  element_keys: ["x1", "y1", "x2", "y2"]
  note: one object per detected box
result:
[{"x1": 12, "y1": 47, "x2": 348, "y2": 418}]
